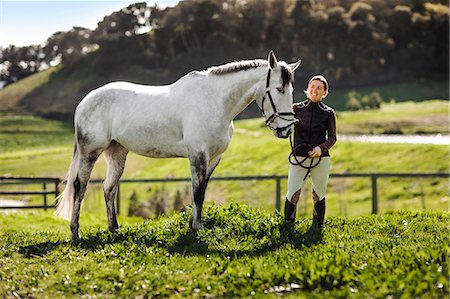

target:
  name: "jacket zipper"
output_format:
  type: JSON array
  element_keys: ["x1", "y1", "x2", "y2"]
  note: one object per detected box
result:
[{"x1": 308, "y1": 105, "x2": 314, "y2": 145}]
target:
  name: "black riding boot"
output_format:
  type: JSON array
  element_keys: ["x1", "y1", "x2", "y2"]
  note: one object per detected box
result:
[
  {"x1": 284, "y1": 198, "x2": 297, "y2": 222},
  {"x1": 312, "y1": 190, "x2": 325, "y2": 228}
]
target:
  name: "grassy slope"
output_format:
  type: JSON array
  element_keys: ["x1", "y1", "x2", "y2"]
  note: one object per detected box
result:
[
  {"x1": 0, "y1": 62, "x2": 448, "y2": 116},
  {"x1": 0, "y1": 67, "x2": 60, "y2": 112},
  {"x1": 0, "y1": 204, "x2": 448, "y2": 298},
  {"x1": 0, "y1": 101, "x2": 448, "y2": 218}
]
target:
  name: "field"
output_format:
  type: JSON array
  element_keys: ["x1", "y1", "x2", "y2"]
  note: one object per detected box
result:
[
  {"x1": 337, "y1": 100, "x2": 448, "y2": 134},
  {"x1": 0, "y1": 99, "x2": 449, "y2": 298},
  {"x1": 0, "y1": 204, "x2": 448, "y2": 298},
  {"x1": 0, "y1": 100, "x2": 448, "y2": 218}
]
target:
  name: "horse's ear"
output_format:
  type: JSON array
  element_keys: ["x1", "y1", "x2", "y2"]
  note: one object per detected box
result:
[
  {"x1": 289, "y1": 60, "x2": 302, "y2": 72},
  {"x1": 268, "y1": 50, "x2": 278, "y2": 69}
]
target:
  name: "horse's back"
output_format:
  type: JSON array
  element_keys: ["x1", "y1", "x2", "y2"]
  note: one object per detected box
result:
[
  {"x1": 76, "y1": 81, "x2": 170, "y2": 120},
  {"x1": 73, "y1": 74, "x2": 228, "y2": 159}
]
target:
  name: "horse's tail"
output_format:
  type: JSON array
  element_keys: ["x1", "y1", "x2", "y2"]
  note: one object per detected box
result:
[{"x1": 54, "y1": 143, "x2": 80, "y2": 220}]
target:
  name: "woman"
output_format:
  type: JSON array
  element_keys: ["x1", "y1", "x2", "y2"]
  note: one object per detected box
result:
[{"x1": 285, "y1": 75, "x2": 337, "y2": 228}]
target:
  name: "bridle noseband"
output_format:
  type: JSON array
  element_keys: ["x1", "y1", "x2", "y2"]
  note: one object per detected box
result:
[{"x1": 261, "y1": 68, "x2": 298, "y2": 133}]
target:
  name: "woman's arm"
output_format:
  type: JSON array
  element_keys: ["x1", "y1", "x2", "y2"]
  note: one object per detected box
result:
[{"x1": 319, "y1": 110, "x2": 337, "y2": 153}]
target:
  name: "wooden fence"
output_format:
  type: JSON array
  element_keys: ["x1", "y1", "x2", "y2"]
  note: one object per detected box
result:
[
  {"x1": 1, "y1": 173, "x2": 448, "y2": 214},
  {"x1": 0, "y1": 177, "x2": 60, "y2": 210}
]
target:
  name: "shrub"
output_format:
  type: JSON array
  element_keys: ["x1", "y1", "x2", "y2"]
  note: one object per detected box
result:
[{"x1": 345, "y1": 91, "x2": 384, "y2": 110}]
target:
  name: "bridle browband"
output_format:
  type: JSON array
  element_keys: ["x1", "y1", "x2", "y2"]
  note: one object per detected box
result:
[{"x1": 261, "y1": 68, "x2": 298, "y2": 133}]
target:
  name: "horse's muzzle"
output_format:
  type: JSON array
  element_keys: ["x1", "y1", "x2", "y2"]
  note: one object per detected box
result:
[{"x1": 274, "y1": 125, "x2": 294, "y2": 139}]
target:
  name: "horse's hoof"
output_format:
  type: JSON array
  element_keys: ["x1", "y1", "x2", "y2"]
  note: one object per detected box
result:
[
  {"x1": 70, "y1": 233, "x2": 81, "y2": 242},
  {"x1": 190, "y1": 223, "x2": 204, "y2": 234},
  {"x1": 108, "y1": 226, "x2": 119, "y2": 233}
]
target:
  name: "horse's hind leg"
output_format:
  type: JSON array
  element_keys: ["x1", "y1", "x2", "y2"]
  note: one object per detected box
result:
[
  {"x1": 103, "y1": 141, "x2": 128, "y2": 232},
  {"x1": 71, "y1": 153, "x2": 100, "y2": 239}
]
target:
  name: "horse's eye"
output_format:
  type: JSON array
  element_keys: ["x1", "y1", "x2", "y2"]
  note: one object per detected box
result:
[{"x1": 276, "y1": 87, "x2": 285, "y2": 94}]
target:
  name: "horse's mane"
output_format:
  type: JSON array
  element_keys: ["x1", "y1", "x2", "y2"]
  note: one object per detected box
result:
[
  {"x1": 205, "y1": 59, "x2": 294, "y2": 87},
  {"x1": 207, "y1": 59, "x2": 267, "y2": 75}
]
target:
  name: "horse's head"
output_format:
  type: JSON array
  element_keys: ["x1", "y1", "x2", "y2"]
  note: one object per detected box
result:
[{"x1": 257, "y1": 51, "x2": 301, "y2": 139}]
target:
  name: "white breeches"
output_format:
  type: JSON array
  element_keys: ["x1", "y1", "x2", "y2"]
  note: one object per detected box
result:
[{"x1": 286, "y1": 156, "x2": 331, "y2": 203}]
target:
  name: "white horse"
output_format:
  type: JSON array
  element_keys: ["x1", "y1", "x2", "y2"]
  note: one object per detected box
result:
[{"x1": 55, "y1": 51, "x2": 301, "y2": 239}]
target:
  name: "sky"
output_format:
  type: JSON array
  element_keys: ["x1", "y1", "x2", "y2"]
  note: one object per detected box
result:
[{"x1": 0, "y1": 0, "x2": 179, "y2": 48}]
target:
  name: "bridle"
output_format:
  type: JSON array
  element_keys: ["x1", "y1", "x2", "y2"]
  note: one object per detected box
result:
[{"x1": 261, "y1": 68, "x2": 298, "y2": 134}]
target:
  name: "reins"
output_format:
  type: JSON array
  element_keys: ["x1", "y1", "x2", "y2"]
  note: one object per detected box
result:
[
  {"x1": 262, "y1": 66, "x2": 321, "y2": 181},
  {"x1": 261, "y1": 69, "x2": 297, "y2": 133},
  {"x1": 288, "y1": 135, "x2": 321, "y2": 181}
]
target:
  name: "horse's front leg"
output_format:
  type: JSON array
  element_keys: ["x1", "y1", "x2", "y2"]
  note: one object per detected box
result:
[
  {"x1": 188, "y1": 153, "x2": 221, "y2": 232},
  {"x1": 189, "y1": 153, "x2": 208, "y2": 232}
]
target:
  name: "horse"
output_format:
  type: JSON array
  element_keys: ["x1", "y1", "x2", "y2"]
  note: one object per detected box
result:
[{"x1": 55, "y1": 51, "x2": 301, "y2": 239}]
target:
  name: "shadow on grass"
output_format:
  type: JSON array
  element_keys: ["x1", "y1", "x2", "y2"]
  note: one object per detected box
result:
[
  {"x1": 19, "y1": 240, "x2": 63, "y2": 258},
  {"x1": 18, "y1": 221, "x2": 323, "y2": 258},
  {"x1": 164, "y1": 222, "x2": 323, "y2": 257}
]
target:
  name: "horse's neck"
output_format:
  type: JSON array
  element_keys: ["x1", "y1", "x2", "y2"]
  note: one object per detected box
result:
[{"x1": 212, "y1": 67, "x2": 266, "y2": 122}]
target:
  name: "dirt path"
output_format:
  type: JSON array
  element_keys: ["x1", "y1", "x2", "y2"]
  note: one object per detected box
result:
[
  {"x1": 0, "y1": 198, "x2": 26, "y2": 213},
  {"x1": 339, "y1": 134, "x2": 449, "y2": 145}
]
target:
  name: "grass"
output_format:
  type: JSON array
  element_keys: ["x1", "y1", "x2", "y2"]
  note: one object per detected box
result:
[
  {"x1": 0, "y1": 67, "x2": 60, "y2": 112},
  {"x1": 0, "y1": 102, "x2": 448, "y2": 218},
  {"x1": 0, "y1": 114, "x2": 73, "y2": 154},
  {"x1": 0, "y1": 101, "x2": 448, "y2": 298},
  {"x1": 336, "y1": 100, "x2": 449, "y2": 134},
  {"x1": 0, "y1": 204, "x2": 448, "y2": 298}
]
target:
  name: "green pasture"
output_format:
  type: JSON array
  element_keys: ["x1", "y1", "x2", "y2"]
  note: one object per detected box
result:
[
  {"x1": 0, "y1": 101, "x2": 448, "y2": 298},
  {"x1": 337, "y1": 99, "x2": 449, "y2": 134},
  {"x1": 0, "y1": 100, "x2": 448, "y2": 219},
  {"x1": 0, "y1": 67, "x2": 60, "y2": 112},
  {"x1": 0, "y1": 204, "x2": 448, "y2": 298}
]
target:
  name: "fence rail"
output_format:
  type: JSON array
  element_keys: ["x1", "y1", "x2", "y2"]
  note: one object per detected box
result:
[
  {"x1": 0, "y1": 173, "x2": 448, "y2": 214},
  {"x1": 0, "y1": 177, "x2": 60, "y2": 210}
]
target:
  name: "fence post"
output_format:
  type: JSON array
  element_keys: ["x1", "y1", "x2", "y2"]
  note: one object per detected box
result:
[
  {"x1": 54, "y1": 179, "x2": 60, "y2": 200},
  {"x1": 43, "y1": 183, "x2": 47, "y2": 210},
  {"x1": 371, "y1": 175, "x2": 378, "y2": 214},
  {"x1": 116, "y1": 183, "x2": 121, "y2": 215},
  {"x1": 275, "y1": 177, "x2": 281, "y2": 212}
]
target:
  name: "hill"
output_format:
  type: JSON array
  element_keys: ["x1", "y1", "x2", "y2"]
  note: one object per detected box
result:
[
  {"x1": 0, "y1": 204, "x2": 448, "y2": 298},
  {"x1": 0, "y1": 0, "x2": 448, "y2": 120},
  {"x1": 0, "y1": 56, "x2": 448, "y2": 122}
]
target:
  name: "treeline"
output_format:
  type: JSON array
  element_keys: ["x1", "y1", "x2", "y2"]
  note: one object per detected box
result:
[
  {"x1": 0, "y1": 3, "x2": 155, "y2": 84},
  {"x1": 1, "y1": 0, "x2": 448, "y2": 88}
]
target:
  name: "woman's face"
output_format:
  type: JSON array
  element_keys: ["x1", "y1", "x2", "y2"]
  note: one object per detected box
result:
[{"x1": 307, "y1": 79, "x2": 327, "y2": 102}]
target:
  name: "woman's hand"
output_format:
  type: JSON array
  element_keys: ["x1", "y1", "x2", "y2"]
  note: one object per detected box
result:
[{"x1": 308, "y1": 146, "x2": 322, "y2": 158}]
